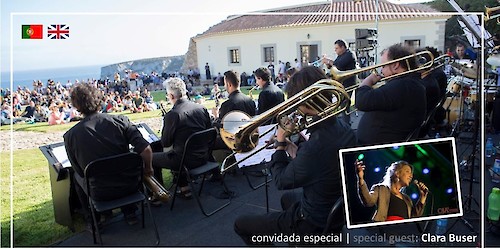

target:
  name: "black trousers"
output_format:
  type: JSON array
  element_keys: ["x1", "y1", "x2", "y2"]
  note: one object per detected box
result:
[
  {"x1": 234, "y1": 192, "x2": 323, "y2": 246},
  {"x1": 152, "y1": 151, "x2": 187, "y2": 187}
]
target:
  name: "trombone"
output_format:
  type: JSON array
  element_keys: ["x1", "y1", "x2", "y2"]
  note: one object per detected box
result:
[
  {"x1": 220, "y1": 78, "x2": 350, "y2": 173},
  {"x1": 330, "y1": 50, "x2": 435, "y2": 93},
  {"x1": 421, "y1": 54, "x2": 452, "y2": 79},
  {"x1": 485, "y1": 6, "x2": 500, "y2": 24},
  {"x1": 219, "y1": 51, "x2": 435, "y2": 173}
]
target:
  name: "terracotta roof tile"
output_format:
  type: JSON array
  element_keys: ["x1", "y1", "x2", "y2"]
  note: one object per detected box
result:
[{"x1": 197, "y1": 0, "x2": 441, "y2": 38}]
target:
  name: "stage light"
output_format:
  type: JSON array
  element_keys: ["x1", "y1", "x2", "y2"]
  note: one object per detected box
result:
[
  {"x1": 411, "y1": 193, "x2": 418, "y2": 199},
  {"x1": 374, "y1": 166, "x2": 381, "y2": 173},
  {"x1": 422, "y1": 168, "x2": 430, "y2": 174},
  {"x1": 446, "y1": 188, "x2": 453, "y2": 194},
  {"x1": 415, "y1": 144, "x2": 429, "y2": 156},
  {"x1": 392, "y1": 146, "x2": 399, "y2": 150},
  {"x1": 357, "y1": 154, "x2": 364, "y2": 160}
]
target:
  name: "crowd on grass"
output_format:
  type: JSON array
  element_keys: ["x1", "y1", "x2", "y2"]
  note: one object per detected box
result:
[
  {"x1": 0, "y1": 61, "x2": 302, "y2": 127},
  {"x1": 0, "y1": 70, "x2": 199, "y2": 126}
]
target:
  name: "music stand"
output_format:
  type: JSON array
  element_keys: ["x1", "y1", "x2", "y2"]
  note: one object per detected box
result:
[{"x1": 39, "y1": 142, "x2": 77, "y2": 230}]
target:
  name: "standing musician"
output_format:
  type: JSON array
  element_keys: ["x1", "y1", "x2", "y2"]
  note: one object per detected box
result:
[
  {"x1": 64, "y1": 83, "x2": 154, "y2": 228},
  {"x1": 254, "y1": 67, "x2": 285, "y2": 115},
  {"x1": 234, "y1": 66, "x2": 357, "y2": 246},
  {"x1": 355, "y1": 43, "x2": 426, "y2": 145},
  {"x1": 323, "y1": 39, "x2": 357, "y2": 89},
  {"x1": 356, "y1": 160, "x2": 428, "y2": 222},
  {"x1": 152, "y1": 77, "x2": 212, "y2": 199}
]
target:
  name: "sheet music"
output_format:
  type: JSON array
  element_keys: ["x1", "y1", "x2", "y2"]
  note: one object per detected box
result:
[
  {"x1": 234, "y1": 124, "x2": 277, "y2": 168},
  {"x1": 51, "y1": 145, "x2": 72, "y2": 168},
  {"x1": 137, "y1": 124, "x2": 159, "y2": 143}
]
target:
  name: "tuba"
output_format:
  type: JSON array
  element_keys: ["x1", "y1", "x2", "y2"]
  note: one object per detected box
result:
[{"x1": 144, "y1": 175, "x2": 171, "y2": 203}]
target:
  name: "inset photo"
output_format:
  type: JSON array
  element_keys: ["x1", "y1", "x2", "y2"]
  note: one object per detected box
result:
[{"x1": 339, "y1": 138, "x2": 462, "y2": 229}]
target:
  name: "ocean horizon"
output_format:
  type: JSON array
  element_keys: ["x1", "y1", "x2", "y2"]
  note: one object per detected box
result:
[{"x1": 1, "y1": 65, "x2": 102, "y2": 90}]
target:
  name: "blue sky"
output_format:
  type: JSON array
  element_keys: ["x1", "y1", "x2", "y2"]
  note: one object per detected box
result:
[
  {"x1": 0, "y1": 0, "x2": 433, "y2": 73},
  {"x1": 1, "y1": 0, "x2": 329, "y2": 72}
]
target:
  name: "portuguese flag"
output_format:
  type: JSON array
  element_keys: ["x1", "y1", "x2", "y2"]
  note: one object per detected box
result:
[{"x1": 22, "y1": 25, "x2": 43, "y2": 39}]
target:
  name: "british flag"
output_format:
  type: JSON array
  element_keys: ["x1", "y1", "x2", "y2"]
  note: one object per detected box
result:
[{"x1": 47, "y1": 24, "x2": 69, "y2": 39}]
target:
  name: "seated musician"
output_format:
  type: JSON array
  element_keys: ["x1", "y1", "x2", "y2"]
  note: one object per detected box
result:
[
  {"x1": 152, "y1": 77, "x2": 212, "y2": 199},
  {"x1": 234, "y1": 66, "x2": 357, "y2": 246},
  {"x1": 416, "y1": 47, "x2": 443, "y2": 138},
  {"x1": 64, "y1": 84, "x2": 154, "y2": 229},
  {"x1": 212, "y1": 70, "x2": 256, "y2": 127},
  {"x1": 355, "y1": 43, "x2": 426, "y2": 145},
  {"x1": 212, "y1": 70, "x2": 256, "y2": 152},
  {"x1": 255, "y1": 67, "x2": 285, "y2": 115},
  {"x1": 356, "y1": 160, "x2": 428, "y2": 222}
]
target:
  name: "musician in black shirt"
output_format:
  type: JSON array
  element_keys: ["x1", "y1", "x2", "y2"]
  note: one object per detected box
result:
[
  {"x1": 213, "y1": 70, "x2": 256, "y2": 127},
  {"x1": 64, "y1": 83, "x2": 153, "y2": 228},
  {"x1": 323, "y1": 39, "x2": 357, "y2": 89},
  {"x1": 234, "y1": 66, "x2": 356, "y2": 246},
  {"x1": 255, "y1": 67, "x2": 285, "y2": 115},
  {"x1": 356, "y1": 43, "x2": 426, "y2": 145},
  {"x1": 152, "y1": 77, "x2": 212, "y2": 198}
]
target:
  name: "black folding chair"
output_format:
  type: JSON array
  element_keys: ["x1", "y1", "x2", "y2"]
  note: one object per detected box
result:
[
  {"x1": 170, "y1": 127, "x2": 231, "y2": 216},
  {"x1": 84, "y1": 152, "x2": 160, "y2": 245},
  {"x1": 323, "y1": 197, "x2": 345, "y2": 234}
]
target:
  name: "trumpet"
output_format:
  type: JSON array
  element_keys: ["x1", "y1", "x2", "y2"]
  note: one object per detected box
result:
[
  {"x1": 485, "y1": 6, "x2": 500, "y2": 23},
  {"x1": 144, "y1": 175, "x2": 171, "y2": 203}
]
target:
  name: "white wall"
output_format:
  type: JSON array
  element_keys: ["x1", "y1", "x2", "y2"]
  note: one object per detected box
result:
[{"x1": 195, "y1": 17, "x2": 448, "y2": 79}]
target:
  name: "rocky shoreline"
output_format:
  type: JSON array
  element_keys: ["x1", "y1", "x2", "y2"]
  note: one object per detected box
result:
[{"x1": 0, "y1": 117, "x2": 163, "y2": 151}]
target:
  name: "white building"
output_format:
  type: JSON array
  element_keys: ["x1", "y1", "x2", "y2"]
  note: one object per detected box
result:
[{"x1": 192, "y1": 0, "x2": 449, "y2": 80}]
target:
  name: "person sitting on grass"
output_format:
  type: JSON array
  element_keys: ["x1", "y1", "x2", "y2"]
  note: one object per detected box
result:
[{"x1": 48, "y1": 104, "x2": 65, "y2": 125}]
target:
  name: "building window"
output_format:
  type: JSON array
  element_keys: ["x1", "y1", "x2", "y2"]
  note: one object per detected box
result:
[
  {"x1": 229, "y1": 48, "x2": 240, "y2": 64},
  {"x1": 263, "y1": 46, "x2": 275, "y2": 63},
  {"x1": 300, "y1": 44, "x2": 319, "y2": 64},
  {"x1": 404, "y1": 39, "x2": 421, "y2": 49}
]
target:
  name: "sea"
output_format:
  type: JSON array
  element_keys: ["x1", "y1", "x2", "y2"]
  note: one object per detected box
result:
[{"x1": 0, "y1": 65, "x2": 102, "y2": 90}]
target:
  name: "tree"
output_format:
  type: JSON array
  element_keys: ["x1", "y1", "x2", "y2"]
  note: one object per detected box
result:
[{"x1": 427, "y1": 0, "x2": 499, "y2": 50}]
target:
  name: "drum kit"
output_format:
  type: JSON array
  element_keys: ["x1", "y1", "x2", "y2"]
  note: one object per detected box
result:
[{"x1": 442, "y1": 50, "x2": 500, "y2": 134}]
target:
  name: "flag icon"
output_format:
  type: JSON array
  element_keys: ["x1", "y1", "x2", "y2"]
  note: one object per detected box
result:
[
  {"x1": 22, "y1": 25, "x2": 43, "y2": 39},
  {"x1": 47, "y1": 24, "x2": 70, "y2": 39}
]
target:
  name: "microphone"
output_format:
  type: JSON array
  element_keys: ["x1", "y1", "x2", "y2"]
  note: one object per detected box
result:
[{"x1": 413, "y1": 179, "x2": 429, "y2": 194}]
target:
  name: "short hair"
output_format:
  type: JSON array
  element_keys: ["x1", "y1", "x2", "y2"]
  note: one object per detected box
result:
[
  {"x1": 163, "y1": 77, "x2": 187, "y2": 99},
  {"x1": 69, "y1": 83, "x2": 102, "y2": 116},
  {"x1": 334, "y1": 39, "x2": 347, "y2": 48},
  {"x1": 223, "y1": 70, "x2": 240, "y2": 88},
  {"x1": 456, "y1": 42, "x2": 466, "y2": 48},
  {"x1": 383, "y1": 43, "x2": 417, "y2": 71},
  {"x1": 381, "y1": 160, "x2": 413, "y2": 188},
  {"x1": 286, "y1": 66, "x2": 326, "y2": 97},
  {"x1": 254, "y1": 68, "x2": 270, "y2": 82}
]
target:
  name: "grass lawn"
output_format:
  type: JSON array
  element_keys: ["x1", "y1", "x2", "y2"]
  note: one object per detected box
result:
[{"x1": 0, "y1": 86, "x2": 258, "y2": 246}]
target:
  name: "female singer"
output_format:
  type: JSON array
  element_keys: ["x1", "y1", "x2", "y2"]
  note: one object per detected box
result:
[{"x1": 356, "y1": 160, "x2": 428, "y2": 222}]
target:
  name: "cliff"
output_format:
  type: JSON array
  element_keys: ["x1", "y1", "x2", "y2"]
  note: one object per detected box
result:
[{"x1": 100, "y1": 56, "x2": 185, "y2": 79}]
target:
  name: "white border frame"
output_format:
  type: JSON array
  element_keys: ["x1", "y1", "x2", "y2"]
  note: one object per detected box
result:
[{"x1": 339, "y1": 137, "x2": 463, "y2": 229}]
